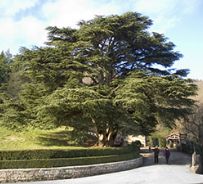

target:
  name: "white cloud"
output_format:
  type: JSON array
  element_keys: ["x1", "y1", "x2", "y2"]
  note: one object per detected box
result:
[
  {"x1": 181, "y1": 0, "x2": 201, "y2": 14},
  {"x1": 0, "y1": 0, "x2": 129, "y2": 53},
  {"x1": 131, "y1": 0, "x2": 201, "y2": 33},
  {"x1": 1, "y1": 0, "x2": 39, "y2": 17},
  {"x1": 41, "y1": 0, "x2": 122, "y2": 28},
  {"x1": 0, "y1": 16, "x2": 46, "y2": 54},
  {"x1": 151, "y1": 15, "x2": 180, "y2": 33},
  {"x1": 42, "y1": 0, "x2": 93, "y2": 27},
  {"x1": 133, "y1": 0, "x2": 200, "y2": 15},
  {"x1": 134, "y1": 0, "x2": 177, "y2": 14},
  {"x1": 0, "y1": 0, "x2": 201, "y2": 54},
  {"x1": 15, "y1": 16, "x2": 47, "y2": 45},
  {"x1": 0, "y1": 0, "x2": 43, "y2": 53},
  {"x1": 41, "y1": 0, "x2": 201, "y2": 32}
]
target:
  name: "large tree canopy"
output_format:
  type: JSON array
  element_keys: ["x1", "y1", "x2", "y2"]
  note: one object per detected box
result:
[
  {"x1": 46, "y1": 12, "x2": 185, "y2": 81},
  {"x1": 0, "y1": 12, "x2": 197, "y2": 146}
]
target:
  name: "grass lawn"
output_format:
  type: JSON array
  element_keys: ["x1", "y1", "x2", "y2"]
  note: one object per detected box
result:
[
  {"x1": 0, "y1": 126, "x2": 84, "y2": 150},
  {"x1": 0, "y1": 126, "x2": 139, "y2": 169}
]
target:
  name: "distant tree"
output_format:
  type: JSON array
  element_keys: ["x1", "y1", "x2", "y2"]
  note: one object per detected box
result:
[
  {"x1": 179, "y1": 104, "x2": 203, "y2": 144},
  {"x1": 0, "y1": 51, "x2": 12, "y2": 85}
]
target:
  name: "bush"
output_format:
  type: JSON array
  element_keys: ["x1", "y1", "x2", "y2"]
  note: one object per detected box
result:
[
  {"x1": 159, "y1": 137, "x2": 166, "y2": 147},
  {"x1": 181, "y1": 141, "x2": 203, "y2": 170},
  {"x1": 0, "y1": 146, "x2": 135, "y2": 160},
  {"x1": 149, "y1": 137, "x2": 159, "y2": 147},
  {"x1": 181, "y1": 141, "x2": 203, "y2": 155},
  {"x1": 0, "y1": 153, "x2": 139, "y2": 169},
  {"x1": 130, "y1": 140, "x2": 142, "y2": 150},
  {"x1": 148, "y1": 136, "x2": 166, "y2": 147},
  {"x1": 0, "y1": 145, "x2": 140, "y2": 169}
]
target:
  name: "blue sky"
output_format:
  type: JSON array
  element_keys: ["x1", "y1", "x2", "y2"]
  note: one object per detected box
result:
[{"x1": 0, "y1": 0, "x2": 203, "y2": 79}]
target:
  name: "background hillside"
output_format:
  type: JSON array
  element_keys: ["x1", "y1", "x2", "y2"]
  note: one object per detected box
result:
[{"x1": 194, "y1": 80, "x2": 203, "y2": 103}]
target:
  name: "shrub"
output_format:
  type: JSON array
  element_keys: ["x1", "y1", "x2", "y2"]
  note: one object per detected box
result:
[
  {"x1": 150, "y1": 137, "x2": 159, "y2": 147},
  {"x1": 0, "y1": 153, "x2": 139, "y2": 169},
  {"x1": 181, "y1": 141, "x2": 203, "y2": 155},
  {"x1": 0, "y1": 146, "x2": 138, "y2": 160},
  {"x1": 149, "y1": 136, "x2": 166, "y2": 147},
  {"x1": 0, "y1": 145, "x2": 140, "y2": 169},
  {"x1": 159, "y1": 137, "x2": 166, "y2": 147},
  {"x1": 0, "y1": 146, "x2": 137, "y2": 160},
  {"x1": 130, "y1": 140, "x2": 142, "y2": 150},
  {"x1": 181, "y1": 141, "x2": 195, "y2": 154}
]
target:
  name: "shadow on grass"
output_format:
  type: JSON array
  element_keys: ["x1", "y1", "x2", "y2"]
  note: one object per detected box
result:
[
  {"x1": 37, "y1": 130, "x2": 97, "y2": 147},
  {"x1": 37, "y1": 130, "x2": 75, "y2": 147}
]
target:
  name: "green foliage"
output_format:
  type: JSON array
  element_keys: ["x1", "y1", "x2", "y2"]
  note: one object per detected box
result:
[
  {"x1": 0, "y1": 146, "x2": 134, "y2": 160},
  {"x1": 158, "y1": 137, "x2": 166, "y2": 147},
  {"x1": 0, "y1": 143, "x2": 139, "y2": 169},
  {"x1": 0, "y1": 153, "x2": 138, "y2": 169},
  {"x1": 35, "y1": 86, "x2": 131, "y2": 146},
  {"x1": 0, "y1": 51, "x2": 11, "y2": 85},
  {"x1": 47, "y1": 12, "x2": 183, "y2": 85},
  {"x1": 148, "y1": 137, "x2": 159, "y2": 147},
  {"x1": 181, "y1": 141, "x2": 203, "y2": 155},
  {"x1": 0, "y1": 12, "x2": 197, "y2": 147},
  {"x1": 148, "y1": 137, "x2": 166, "y2": 147},
  {"x1": 130, "y1": 140, "x2": 142, "y2": 149},
  {"x1": 148, "y1": 126, "x2": 171, "y2": 147},
  {"x1": 115, "y1": 72, "x2": 196, "y2": 133},
  {"x1": 15, "y1": 47, "x2": 77, "y2": 90},
  {"x1": 0, "y1": 99, "x2": 28, "y2": 129}
]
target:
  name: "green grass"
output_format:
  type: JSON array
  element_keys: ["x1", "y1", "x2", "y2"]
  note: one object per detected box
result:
[
  {"x1": 0, "y1": 126, "x2": 84, "y2": 150},
  {"x1": 0, "y1": 126, "x2": 139, "y2": 169}
]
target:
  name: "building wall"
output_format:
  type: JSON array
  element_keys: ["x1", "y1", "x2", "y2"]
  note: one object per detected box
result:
[{"x1": 127, "y1": 135, "x2": 147, "y2": 147}]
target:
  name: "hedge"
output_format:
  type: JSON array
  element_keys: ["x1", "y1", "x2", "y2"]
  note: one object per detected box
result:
[
  {"x1": 0, "y1": 146, "x2": 138, "y2": 160},
  {"x1": 0, "y1": 153, "x2": 139, "y2": 169}
]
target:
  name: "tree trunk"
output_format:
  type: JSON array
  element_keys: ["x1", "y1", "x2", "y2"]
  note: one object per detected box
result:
[
  {"x1": 97, "y1": 134, "x2": 104, "y2": 147},
  {"x1": 96, "y1": 129, "x2": 115, "y2": 147}
]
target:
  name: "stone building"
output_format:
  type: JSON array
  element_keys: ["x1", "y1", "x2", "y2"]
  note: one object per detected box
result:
[
  {"x1": 166, "y1": 133, "x2": 187, "y2": 147},
  {"x1": 127, "y1": 135, "x2": 147, "y2": 147}
]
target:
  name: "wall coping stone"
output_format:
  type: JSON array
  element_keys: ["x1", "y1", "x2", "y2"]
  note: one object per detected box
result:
[{"x1": 0, "y1": 157, "x2": 143, "y2": 183}]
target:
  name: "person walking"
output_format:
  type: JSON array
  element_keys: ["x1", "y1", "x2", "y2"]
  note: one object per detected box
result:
[
  {"x1": 153, "y1": 146, "x2": 160, "y2": 164},
  {"x1": 164, "y1": 146, "x2": 170, "y2": 164},
  {"x1": 149, "y1": 145, "x2": 151, "y2": 152}
]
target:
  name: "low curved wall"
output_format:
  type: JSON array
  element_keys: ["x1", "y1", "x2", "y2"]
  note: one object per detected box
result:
[{"x1": 0, "y1": 157, "x2": 143, "y2": 183}]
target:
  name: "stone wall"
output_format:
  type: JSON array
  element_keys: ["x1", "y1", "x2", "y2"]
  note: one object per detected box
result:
[
  {"x1": 0, "y1": 157, "x2": 143, "y2": 183},
  {"x1": 190, "y1": 151, "x2": 202, "y2": 174}
]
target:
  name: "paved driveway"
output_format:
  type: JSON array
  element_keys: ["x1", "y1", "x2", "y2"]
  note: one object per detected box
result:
[{"x1": 9, "y1": 151, "x2": 203, "y2": 184}]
